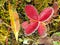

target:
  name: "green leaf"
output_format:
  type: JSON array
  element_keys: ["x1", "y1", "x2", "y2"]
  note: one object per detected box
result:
[
  {"x1": 53, "y1": 32, "x2": 60, "y2": 36},
  {"x1": 26, "y1": 0, "x2": 31, "y2": 2},
  {"x1": 53, "y1": 41, "x2": 60, "y2": 45}
]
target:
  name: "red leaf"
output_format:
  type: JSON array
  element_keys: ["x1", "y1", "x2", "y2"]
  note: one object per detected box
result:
[
  {"x1": 25, "y1": 22, "x2": 38, "y2": 36},
  {"x1": 25, "y1": 5, "x2": 38, "y2": 20},
  {"x1": 39, "y1": 7, "x2": 54, "y2": 22},
  {"x1": 38, "y1": 23, "x2": 47, "y2": 36},
  {"x1": 22, "y1": 21, "x2": 29, "y2": 30}
]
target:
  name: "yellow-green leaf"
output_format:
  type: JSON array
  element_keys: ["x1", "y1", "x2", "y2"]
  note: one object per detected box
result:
[{"x1": 8, "y1": 4, "x2": 20, "y2": 41}]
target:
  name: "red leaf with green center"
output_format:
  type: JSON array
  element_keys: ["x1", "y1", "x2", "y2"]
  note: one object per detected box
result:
[{"x1": 22, "y1": 5, "x2": 54, "y2": 36}]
